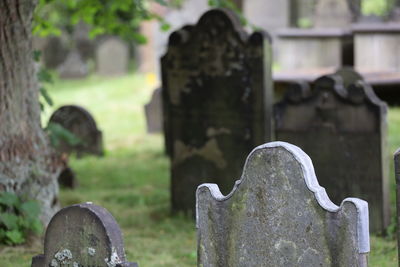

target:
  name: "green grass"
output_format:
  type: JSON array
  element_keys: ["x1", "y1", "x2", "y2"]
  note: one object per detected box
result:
[{"x1": 0, "y1": 73, "x2": 399, "y2": 266}]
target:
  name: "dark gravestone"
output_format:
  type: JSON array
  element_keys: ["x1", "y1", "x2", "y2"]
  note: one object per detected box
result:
[
  {"x1": 197, "y1": 142, "x2": 370, "y2": 266},
  {"x1": 43, "y1": 36, "x2": 68, "y2": 69},
  {"x1": 274, "y1": 73, "x2": 389, "y2": 233},
  {"x1": 31, "y1": 203, "x2": 138, "y2": 267},
  {"x1": 395, "y1": 149, "x2": 400, "y2": 267},
  {"x1": 58, "y1": 167, "x2": 78, "y2": 189},
  {"x1": 162, "y1": 8, "x2": 273, "y2": 213},
  {"x1": 49, "y1": 105, "x2": 103, "y2": 157},
  {"x1": 144, "y1": 88, "x2": 162, "y2": 133}
]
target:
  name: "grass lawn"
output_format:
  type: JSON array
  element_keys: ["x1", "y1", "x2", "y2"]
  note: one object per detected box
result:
[{"x1": 0, "y1": 73, "x2": 399, "y2": 266}]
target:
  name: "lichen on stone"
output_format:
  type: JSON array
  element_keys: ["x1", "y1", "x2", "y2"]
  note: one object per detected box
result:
[
  {"x1": 104, "y1": 247, "x2": 122, "y2": 267},
  {"x1": 88, "y1": 247, "x2": 96, "y2": 256},
  {"x1": 53, "y1": 249, "x2": 73, "y2": 265}
]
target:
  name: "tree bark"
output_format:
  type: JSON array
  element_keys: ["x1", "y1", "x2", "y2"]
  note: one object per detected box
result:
[{"x1": 0, "y1": 0, "x2": 61, "y2": 224}]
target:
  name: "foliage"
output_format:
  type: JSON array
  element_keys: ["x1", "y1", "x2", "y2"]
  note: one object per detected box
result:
[
  {"x1": 362, "y1": 0, "x2": 393, "y2": 16},
  {"x1": 33, "y1": 51, "x2": 82, "y2": 148},
  {"x1": 45, "y1": 122, "x2": 83, "y2": 148},
  {"x1": 33, "y1": 50, "x2": 54, "y2": 112},
  {"x1": 0, "y1": 193, "x2": 42, "y2": 246},
  {"x1": 33, "y1": 0, "x2": 171, "y2": 43}
]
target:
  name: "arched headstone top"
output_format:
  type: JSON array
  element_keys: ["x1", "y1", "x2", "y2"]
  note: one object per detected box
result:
[
  {"x1": 197, "y1": 142, "x2": 370, "y2": 266},
  {"x1": 32, "y1": 203, "x2": 137, "y2": 267},
  {"x1": 280, "y1": 71, "x2": 387, "y2": 109},
  {"x1": 166, "y1": 8, "x2": 270, "y2": 48},
  {"x1": 49, "y1": 105, "x2": 103, "y2": 156},
  {"x1": 50, "y1": 105, "x2": 98, "y2": 130}
]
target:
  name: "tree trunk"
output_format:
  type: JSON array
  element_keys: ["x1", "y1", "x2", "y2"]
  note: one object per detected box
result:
[{"x1": 0, "y1": 0, "x2": 61, "y2": 224}]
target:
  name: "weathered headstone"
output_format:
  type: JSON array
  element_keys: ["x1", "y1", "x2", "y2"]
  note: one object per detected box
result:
[
  {"x1": 144, "y1": 88, "x2": 162, "y2": 133},
  {"x1": 58, "y1": 50, "x2": 89, "y2": 79},
  {"x1": 49, "y1": 105, "x2": 103, "y2": 157},
  {"x1": 274, "y1": 72, "x2": 389, "y2": 232},
  {"x1": 197, "y1": 142, "x2": 370, "y2": 266},
  {"x1": 42, "y1": 36, "x2": 68, "y2": 69},
  {"x1": 314, "y1": 0, "x2": 359, "y2": 28},
  {"x1": 96, "y1": 37, "x2": 129, "y2": 77},
  {"x1": 58, "y1": 167, "x2": 77, "y2": 189},
  {"x1": 31, "y1": 202, "x2": 138, "y2": 267},
  {"x1": 394, "y1": 148, "x2": 400, "y2": 267},
  {"x1": 162, "y1": 8, "x2": 273, "y2": 213}
]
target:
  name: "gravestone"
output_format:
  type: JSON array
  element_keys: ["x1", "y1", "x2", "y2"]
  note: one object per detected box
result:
[
  {"x1": 58, "y1": 167, "x2": 77, "y2": 189},
  {"x1": 58, "y1": 50, "x2": 89, "y2": 79},
  {"x1": 394, "y1": 149, "x2": 400, "y2": 267},
  {"x1": 314, "y1": 0, "x2": 358, "y2": 28},
  {"x1": 144, "y1": 88, "x2": 162, "y2": 133},
  {"x1": 197, "y1": 142, "x2": 370, "y2": 266},
  {"x1": 274, "y1": 73, "x2": 389, "y2": 232},
  {"x1": 31, "y1": 203, "x2": 138, "y2": 267},
  {"x1": 96, "y1": 37, "x2": 129, "y2": 77},
  {"x1": 162, "y1": 8, "x2": 273, "y2": 213},
  {"x1": 49, "y1": 105, "x2": 103, "y2": 157},
  {"x1": 42, "y1": 36, "x2": 68, "y2": 69}
]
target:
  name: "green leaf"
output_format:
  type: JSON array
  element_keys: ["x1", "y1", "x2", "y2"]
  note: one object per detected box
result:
[
  {"x1": 132, "y1": 32, "x2": 147, "y2": 44},
  {"x1": 0, "y1": 213, "x2": 19, "y2": 230},
  {"x1": 5, "y1": 230, "x2": 25, "y2": 245},
  {"x1": 40, "y1": 87, "x2": 54, "y2": 106},
  {"x1": 33, "y1": 50, "x2": 42, "y2": 62},
  {"x1": 46, "y1": 123, "x2": 83, "y2": 147},
  {"x1": 160, "y1": 22, "x2": 171, "y2": 32},
  {"x1": 19, "y1": 201, "x2": 41, "y2": 220},
  {"x1": 37, "y1": 68, "x2": 54, "y2": 84},
  {"x1": 0, "y1": 192, "x2": 19, "y2": 209}
]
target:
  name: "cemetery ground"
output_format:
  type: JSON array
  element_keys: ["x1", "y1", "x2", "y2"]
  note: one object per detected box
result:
[{"x1": 0, "y1": 73, "x2": 398, "y2": 266}]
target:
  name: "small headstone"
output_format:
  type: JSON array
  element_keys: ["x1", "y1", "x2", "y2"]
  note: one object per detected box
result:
[
  {"x1": 58, "y1": 167, "x2": 77, "y2": 189},
  {"x1": 58, "y1": 50, "x2": 88, "y2": 79},
  {"x1": 49, "y1": 105, "x2": 103, "y2": 157},
  {"x1": 31, "y1": 203, "x2": 138, "y2": 267},
  {"x1": 162, "y1": 8, "x2": 273, "y2": 213},
  {"x1": 144, "y1": 88, "x2": 162, "y2": 133},
  {"x1": 96, "y1": 37, "x2": 129, "y2": 77},
  {"x1": 314, "y1": 0, "x2": 357, "y2": 28},
  {"x1": 42, "y1": 36, "x2": 68, "y2": 69},
  {"x1": 197, "y1": 142, "x2": 370, "y2": 266},
  {"x1": 274, "y1": 72, "x2": 389, "y2": 232}
]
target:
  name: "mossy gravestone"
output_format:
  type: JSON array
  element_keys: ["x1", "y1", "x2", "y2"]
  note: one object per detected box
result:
[
  {"x1": 161, "y1": 8, "x2": 273, "y2": 213},
  {"x1": 197, "y1": 142, "x2": 370, "y2": 267},
  {"x1": 274, "y1": 72, "x2": 389, "y2": 233},
  {"x1": 49, "y1": 105, "x2": 103, "y2": 157},
  {"x1": 31, "y1": 203, "x2": 137, "y2": 267}
]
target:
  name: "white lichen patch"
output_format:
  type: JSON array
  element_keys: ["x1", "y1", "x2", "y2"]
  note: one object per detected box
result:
[
  {"x1": 104, "y1": 247, "x2": 122, "y2": 267},
  {"x1": 73, "y1": 262, "x2": 79, "y2": 267},
  {"x1": 50, "y1": 259, "x2": 59, "y2": 267},
  {"x1": 88, "y1": 247, "x2": 96, "y2": 256},
  {"x1": 52, "y1": 249, "x2": 73, "y2": 265}
]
